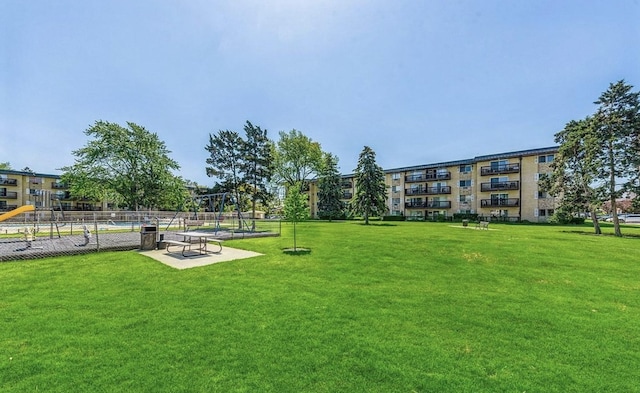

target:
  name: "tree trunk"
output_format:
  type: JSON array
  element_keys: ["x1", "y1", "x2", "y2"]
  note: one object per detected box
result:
[
  {"x1": 293, "y1": 220, "x2": 297, "y2": 251},
  {"x1": 609, "y1": 146, "x2": 622, "y2": 237},
  {"x1": 590, "y1": 211, "x2": 602, "y2": 235}
]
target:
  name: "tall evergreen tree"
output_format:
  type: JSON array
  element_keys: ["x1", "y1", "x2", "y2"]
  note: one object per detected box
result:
[
  {"x1": 316, "y1": 153, "x2": 344, "y2": 221},
  {"x1": 542, "y1": 117, "x2": 603, "y2": 233},
  {"x1": 205, "y1": 130, "x2": 244, "y2": 224},
  {"x1": 351, "y1": 146, "x2": 387, "y2": 224},
  {"x1": 240, "y1": 121, "x2": 273, "y2": 225},
  {"x1": 591, "y1": 80, "x2": 640, "y2": 236}
]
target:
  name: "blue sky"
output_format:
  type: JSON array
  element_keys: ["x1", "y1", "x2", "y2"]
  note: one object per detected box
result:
[{"x1": 1, "y1": 0, "x2": 638, "y2": 185}]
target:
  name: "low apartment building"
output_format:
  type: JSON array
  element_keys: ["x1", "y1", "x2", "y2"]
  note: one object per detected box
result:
[
  {"x1": 309, "y1": 146, "x2": 559, "y2": 222},
  {"x1": 0, "y1": 169, "x2": 109, "y2": 212}
]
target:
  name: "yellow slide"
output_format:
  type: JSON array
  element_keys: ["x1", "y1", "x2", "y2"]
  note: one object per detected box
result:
[{"x1": 0, "y1": 205, "x2": 35, "y2": 222}]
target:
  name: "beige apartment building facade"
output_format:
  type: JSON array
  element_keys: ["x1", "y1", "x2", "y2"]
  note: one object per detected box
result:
[
  {"x1": 0, "y1": 169, "x2": 109, "y2": 212},
  {"x1": 309, "y1": 146, "x2": 559, "y2": 222}
]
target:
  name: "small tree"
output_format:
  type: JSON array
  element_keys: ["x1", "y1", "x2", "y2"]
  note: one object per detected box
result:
[
  {"x1": 316, "y1": 153, "x2": 344, "y2": 221},
  {"x1": 0, "y1": 162, "x2": 11, "y2": 170},
  {"x1": 351, "y1": 146, "x2": 387, "y2": 224},
  {"x1": 283, "y1": 182, "x2": 309, "y2": 251}
]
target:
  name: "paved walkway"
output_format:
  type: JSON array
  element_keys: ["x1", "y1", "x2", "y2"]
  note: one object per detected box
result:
[{"x1": 0, "y1": 229, "x2": 277, "y2": 262}]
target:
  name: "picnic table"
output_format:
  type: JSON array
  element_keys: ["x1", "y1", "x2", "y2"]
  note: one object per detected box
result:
[{"x1": 165, "y1": 231, "x2": 224, "y2": 256}]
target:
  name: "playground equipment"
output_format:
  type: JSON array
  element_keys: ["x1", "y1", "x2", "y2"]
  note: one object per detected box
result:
[
  {"x1": 164, "y1": 192, "x2": 251, "y2": 234},
  {"x1": 0, "y1": 205, "x2": 35, "y2": 222}
]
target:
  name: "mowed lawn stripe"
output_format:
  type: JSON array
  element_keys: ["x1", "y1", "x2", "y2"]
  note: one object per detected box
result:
[{"x1": 1, "y1": 221, "x2": 639, "y2": 392}]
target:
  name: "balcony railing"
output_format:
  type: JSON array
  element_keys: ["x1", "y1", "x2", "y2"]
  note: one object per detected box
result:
[
  {"x1": 480, "y1": 163, "x2": 520, "y2": 176},
  {"x1": 0, "y1": 178, "x2": 18, "y2": 186},
  {"x1": 342, "y1": 192, "x2": 353, "y2": 199},
  {"x1": 480, "y1": 181, "x2": 520, "y2": 192},
  {"x1": 480, "y1": 198, "x2": 520, "y2": 207},
  {"x1": 405, "y1": 174, "x2": 425, "y2": 183},
  {"x1": 0, "y1": 191, "x2": 18, "y2": 199},
  {"x1": 405, "y1": 186, "x2": 451, "y2": 196},
  {"x1": 425, "y1": 171, "x2": 451, "y2": 180},
  {"x1": 0, "y1": 205, "x2": 18, "y2": 212},
  {"x1": 427, "y1": 201, "x2": 451, "y2": 208},
  {"x1": 404, "y1": 201, "x2": 452, "y2": 209},
  {"x1": 51, "y1": 182, "x2": 68, "y2": 189},
  {"x1": 341, "y1": 181, "x2": 353, "y2": 189}
]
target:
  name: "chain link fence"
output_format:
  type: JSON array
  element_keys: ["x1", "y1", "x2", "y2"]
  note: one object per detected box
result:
[{"x1": 0, "y1": 210, "x2": 281, "y2": 262}]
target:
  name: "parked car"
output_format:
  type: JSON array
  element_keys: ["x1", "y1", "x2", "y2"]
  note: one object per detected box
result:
[{"x1": 622, "y1": 214, "x2": 640, "y2": 223}]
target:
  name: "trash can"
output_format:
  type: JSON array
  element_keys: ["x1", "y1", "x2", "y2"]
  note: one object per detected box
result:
[{"x1": 140, "y1": 224, "x2": 157, "y2": 250}]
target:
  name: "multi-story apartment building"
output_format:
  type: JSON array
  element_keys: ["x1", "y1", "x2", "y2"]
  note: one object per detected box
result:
[
  {"x1": 0, "y1": 169, "x2": 109, "y2": 212},
  {"x1": 309, "y1": 146, "x2": 559, "y2": 222}
]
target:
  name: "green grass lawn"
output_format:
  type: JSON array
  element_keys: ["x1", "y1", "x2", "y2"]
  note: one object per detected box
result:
[{"x1": 1, "y1": 221, "x2": 640, "y2": 392}]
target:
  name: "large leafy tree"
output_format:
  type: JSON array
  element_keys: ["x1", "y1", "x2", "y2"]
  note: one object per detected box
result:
[
  {"x1": 283, "y1": 182, "x2": 309, "y2": 251},
  {"x1": 316, "y1": 152, "x2": 344, "y2": 221},
  {"x1": 240, "y1": 121, "x2": 273, "y2": 225},
  {"x1": 542, "y1": 117, "x2": 603, "y2": 233},
  {"x1": 591, "y1": 80, "x2": 640, "y2": 236},
  {"x1": 60, "y1": 121, "x2": 182, "y2": 210},
  {"x1": 0, "y1": 162, "x2": 11, "y2": 170},
  {"x1": 205, "y1": 130, "x2": 245, "y2": 223},
  {"x1": 351, "y1": 146, "x2": 387, "y2": 224},
  {"x1": 272, "y1": 129, "x2": 323, "y2": 187}
]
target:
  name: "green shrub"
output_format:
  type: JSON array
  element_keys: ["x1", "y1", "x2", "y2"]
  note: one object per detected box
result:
[{"x1": 382, "y1": 215, "x2": 406, "y2": 221}]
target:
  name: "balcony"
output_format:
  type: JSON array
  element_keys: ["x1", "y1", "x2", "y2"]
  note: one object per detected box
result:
[
  {"x1": 0, "y1": 178, "x2": 18, "y2": 186},
  {"x1": 480, "y1": 198, "x2": 520, "y2": 207},
  {"x1": 0, "y1": 205, "x2": 18, "y2": 212},
  {"x1": 480, "y1": 181, "x2": 520, "y2": 192},
  {"x1": 427, "y1": 201, "x2": 451, "y2": 209},
  {"x1": 405, "y1": 174, "x2": 425, "y2": 183},
  {"x1": 0, "y1": 191, "x2": 18, "y2": 199},
  {"x1": 342, "y1": 192, "x2": 353, "y2": 199},
  {"x1": 481, "y1": 163, "x2": 520, "y2": 176},
  {"x1": 425, "y1": 171, "x2": 451, "y2": 180},
  {"x1": 405, "y1": 186, "x2": 451, "y2": 196},
  {"x1": 405, "y1": 201, "x2": 451, "y2": 209},
  {"x1": 341, "y1": 181, "x2": 353, "y2": 189}
]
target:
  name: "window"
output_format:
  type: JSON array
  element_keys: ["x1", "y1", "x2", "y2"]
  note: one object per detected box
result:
[
  {"x1": 392, "y1": 185, "x2": 400, "y2": 192},
  {"x1": 538, "y1": 191, "x2": 548, "y2": 198},
  {"x1": 392, "y1": 198, "x2": 400, "y2": 204},
  {"x1": 539, "y1": 209, "x2": 546, "y2": 216},
  {"x1": 538, "y1": 154, "x2": 554, "y2": 163},
  {"x1": 459, "y1": 195, "x2": 468, "y2": 202},
  {"x1": 459, "y1": 164, "x2": 471, "y2": 173},
  {"x1": 490, "y1": 160, "x2": 507, "y2": 170},
  {"x1": 392, "y1": 173, "x2": 400, "y2": 180},
  {"x1": 459, "y1": 180, "x2": 471, "y2": 187}
]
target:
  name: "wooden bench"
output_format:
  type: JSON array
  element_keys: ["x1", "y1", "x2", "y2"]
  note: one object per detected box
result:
[{"x1": 476, "y1": 221, "x2": 489, "y2": 230}]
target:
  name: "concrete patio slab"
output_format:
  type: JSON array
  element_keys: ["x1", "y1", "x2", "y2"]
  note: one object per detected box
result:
[{"x1": 139, "y1": 246, "x2": 263, "y2": 270}]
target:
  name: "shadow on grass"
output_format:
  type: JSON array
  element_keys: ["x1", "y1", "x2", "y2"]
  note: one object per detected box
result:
[
  {"x1": 282, "y1": 248, "x2": 312, "y2": 255},
  {"x1": 560, "y1": 230, "x2": 640, "y2": 239},
  {"x1": 354, "y1": 222, "x2": 397, "y2": 227}
]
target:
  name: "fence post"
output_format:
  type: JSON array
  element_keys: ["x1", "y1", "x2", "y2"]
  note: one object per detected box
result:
[{"x1": 94, "y1": 213, "x2": 99, "y2": 251}]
